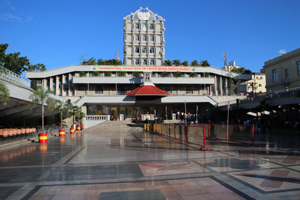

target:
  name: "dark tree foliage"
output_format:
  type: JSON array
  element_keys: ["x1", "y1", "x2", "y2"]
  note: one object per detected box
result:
[
  {"x1": 191, "y1": 60, "x2": 199, "y2": 66},
  {"x1": 164, "y1": 60, "x2": 172, "y2": 66},
  {"x1": 182, "y1": 60, "x2": 189, "y2": 66},
  {"x1": 172, "y1": 59, "x2": 181, "y2": 66},
  {"x1": 200, "y1": 60, "x2": 210, "y2": 66},
  {"x1": 0, "y1": 43, "x2": 46, "y2": 74}
]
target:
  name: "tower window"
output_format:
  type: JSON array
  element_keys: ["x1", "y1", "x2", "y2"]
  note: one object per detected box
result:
[
  {"x1": 150, "y1": 60, "x2": 155, "y2": 65},
  {"x1": 143, "y1": 60, "x2": 147, "y2": 65},
  {"x1": 142, "y1": 48, "x2": 147, "y2": 53},
  {"x1": 149, "y1": 24, "x2": 154, "y2": 29},
  {"x1": 135, "y1": 47, "x2": 140, "y2": 53},
  {"x1": 135, "y1": 23, "x2": 139, "y2": 29},
  {"x1": 135, "y1": 59, "x2": 140, "y2": 65},
  {"x1": 150, "y1": 48, "x2": 155, "y2": 53}
]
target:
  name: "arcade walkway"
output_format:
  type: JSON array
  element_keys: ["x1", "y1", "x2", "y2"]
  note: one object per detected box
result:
[{"x1": 0, "y1": 121, "x2": 300, "y2": 200}]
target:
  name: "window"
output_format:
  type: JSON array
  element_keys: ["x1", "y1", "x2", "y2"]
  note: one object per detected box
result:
[
  {"x1": 150, "y1": 48, "x2": 154, "y2": 53},
  {"x1": 150, "y1": 60, "x2": 155, "y2": 65},
  {"x1": 260, "y1": 76, "x2": 263, "y2": 79},
  {"x1": 149, "y1": 23, "x2": 154, "y2": 29},
  {"x1": 135, "y1": 23, "x2": 139, "y2": 29},
  {"x1": 142, "y1": 35, "x2": 147, "y2": 41},
  {"x1": 285, "y1": 69, "x2": 290, "y2": 79},
  {"x1": 135, "y1": 47, "x2": 139, "y2": 53},
  {"x1": 143, "y1": 60, "x2": 147, "y2": 65},
  {"x1": 186, "y1": 85, "x2": 193, "y2": 94},
  {"x1": 135, "y1": 59, "x2": 140, "y2": 65},
  {"x1": 95, "y1": 85, "x2": 103, "y2": 94},
  {"x1": 150, "y1": 36, "x2": 154, "y2": 41},
  {"x1": 163, "y1": 85, "x2": 172, "y2": 94},
  {"x1": 298, "y1": 61, "x2": 300, "y2": 76},
  {"x1": 272, "y1": 69, "x2": 278, "y2": 82},
  {"x1": 142, "y1": 47, "x2": 147, "y2": 53},
  {"x1": 259, "y1": 84, "x2": 262, "y2": 87},
  {"x1": 117, "y1": 85, "x2": 127, "y2": 95},
  {"x1": 135, "y1": 35, "x2": 139, "y2": 41}
]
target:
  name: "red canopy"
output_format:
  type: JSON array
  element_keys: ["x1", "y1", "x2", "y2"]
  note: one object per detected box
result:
[{"x1": 126, "y1": 85, "x2": 169, "y2": 96}]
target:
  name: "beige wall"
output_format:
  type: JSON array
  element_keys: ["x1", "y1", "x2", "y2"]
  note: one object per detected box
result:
[{"x1": 263, "y1": 48, "x2": 300, "y2": 91}]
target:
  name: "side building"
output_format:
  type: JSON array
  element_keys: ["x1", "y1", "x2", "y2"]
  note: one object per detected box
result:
[
  {"x1": 262, "y1": 48, "x2": 300, "y2": 92},
  {"x1": 26, "y1": 65, "x2": 250, "y2": 127}
]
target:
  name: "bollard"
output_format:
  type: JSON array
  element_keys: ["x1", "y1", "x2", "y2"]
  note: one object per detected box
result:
[
  {"x1": 70, "y1": 127, "x2": 75, "y2": 134},
  {"x1": 76, "y1": 125, "x2": 81, "y2": 131},
  {"x1": 39, "y1": 133, "x2": 47, "y2": 143},
  {"x1": 59, "y1": 129, "x2": 65, "y2": 137}
]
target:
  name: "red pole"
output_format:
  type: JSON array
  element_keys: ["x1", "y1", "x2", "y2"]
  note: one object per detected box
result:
[
  {"x1": 203, "y1": 126, "x2": 206, "y2": 148},
  {"x1": 252, "y1": 124, "x2": 255, "y2": 146},
  {"x1": 226, "y1": 124, "x2": 228, "y2": 140},
  {"x1": 185, "y1": 125, "x2": 188, "y2": 142},
  {"x1": 208, "y1": 124, "x2": 210, "y2": 137},
  {"x1": 167, "y1": 124, "x2": 169, "y2": 136},
  {"x1": 174, "y1": 125, "x2": 177, "y2": 140},
  {"x1": 161, "y1": 124, "x2": 163, "y2": 135}
]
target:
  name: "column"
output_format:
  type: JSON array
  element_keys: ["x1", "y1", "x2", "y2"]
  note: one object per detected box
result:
[
  {"x1": 220, "y1": 76, "x2": 223, "y2": 96},
  {"x1": 55, "y1": 76, "x2": 59, "y2": 95},
  {"x1": 62, "y1": 74, "x2": 65, "y2": 96},
  {"x1": 49, "y1": 77, "x2": 53, "y2": 91},
  {"x1": 214, "y1": 76, "x2": 218, "y2": 96},
  {"x1": 68, "y1": 73, "x2": 71, "y2": 97}
]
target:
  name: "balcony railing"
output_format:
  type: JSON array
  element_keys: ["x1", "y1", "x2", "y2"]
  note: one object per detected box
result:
[{"x1": 0, "y1": 66, "x2": 31, "y2": 88}]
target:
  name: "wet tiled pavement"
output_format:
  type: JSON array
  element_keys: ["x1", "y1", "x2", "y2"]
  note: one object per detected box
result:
[{"x1": 0, "y1": 122, "x2": 300, "y2": 200}]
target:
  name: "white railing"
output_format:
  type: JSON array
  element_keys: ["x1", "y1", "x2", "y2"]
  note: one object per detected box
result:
[
  {"x1": 86, "y1": 115, "x2": 110, "y2": 121},
  {"x1": 0, "y1": 66, "x2": 31, "y2": 88}
]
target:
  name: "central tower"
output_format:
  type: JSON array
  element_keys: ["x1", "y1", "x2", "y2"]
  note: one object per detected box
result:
[{"x1": 123, "y1": 7, "x2": 165, "y2": 66}]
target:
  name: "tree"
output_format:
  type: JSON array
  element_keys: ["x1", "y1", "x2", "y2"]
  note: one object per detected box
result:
[
  {"x1": 174, "y1": 71, "x2": 183, "y2": 78},
  {"x1": 87, "y1": 57, "x2": 96, "y2": 65},
  {"x1": 104, "y1": 71, "x2": 112, "y2": 77},
  {"x1": 47, "y1": 99, "x2": 69, "y2": 128},
  {"x1": 231, "y1": 67, "x2": 245, "y2": 74},
  {"x1": 182, "y1": 60, "x2": 189, "y2": 66},
  {"x1": 79, "y1": 71, "x2": 86, "y2": 77},
  {"x1": 0, "y1": 81, "x2": 9, "y2": 106},
  {"x1": 92, "y1": 71, "x2": 99, "y2": 76},
  {"x1": 97, "y1": 59, "x2": 104, "y2": 65},
  {"x1": 0, "y1": 43, "x2": 47, "y2": 74},
  {"x1": 29, "y1": 86, "x2": 55, "y2": 133},
  {"x1": 118, "y1": 71, "x2": 126, "y2": 77},
  {"x1": 203, "y1": 72, "x2": 210, "y2": 77},
  {"x1": 27, "y1": 63, "x2": 46, "y2": 72},
  {"x1": 200, "y1": 60, "x2": 210, "y2": 67},
  {"x1": 133, "y1": 71, "x2": 141, "y2": 77},
  {"x1": 161, "y1": 71, "x2": 169, "y2": 77},
  {"x1": 172, "y1": 59, "x2": 181, "y2": 66},
  {"x1": 190, "y1": 72, "x2": 197, "y2": 77},
  {"x1": 191, "y1": 60, "x2": 199, "y2": 66},
  {"x1": 164, "y1": 60, "x2": 172, "y2": 66}
]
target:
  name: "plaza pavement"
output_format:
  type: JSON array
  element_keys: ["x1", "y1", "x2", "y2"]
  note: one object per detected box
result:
[{"x1": 0, "y1": 121, "x2": 300, "y2": 200}]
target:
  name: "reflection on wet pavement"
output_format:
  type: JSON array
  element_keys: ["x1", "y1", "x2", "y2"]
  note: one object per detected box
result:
[{"x1": 0, "y1": 121, "x2": 299, "y2": 199}]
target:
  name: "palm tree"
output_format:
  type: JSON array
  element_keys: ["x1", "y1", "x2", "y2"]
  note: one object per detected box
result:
[
  {"x1": 72, "y1": 105, "x2": 80, "y2": 126},
  {"x1": 0, "y1": 81, "x2": 9, "y2": 106},
  {"x1": 29, "y1": 86, "x2": 55, "y2": 133},
  {"x1": 47, "y1": 99, "x2": 69, "y2": 129}
]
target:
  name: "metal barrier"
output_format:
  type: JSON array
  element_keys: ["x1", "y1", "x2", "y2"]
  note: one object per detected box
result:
[
  {"x1": 204, "y1": 124, "x2": 255, "y2": 146},
  {"x1": 144, "y1": 123, "x2": 208, "y2": 151}
]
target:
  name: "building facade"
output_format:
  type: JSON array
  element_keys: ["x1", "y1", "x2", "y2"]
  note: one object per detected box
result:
[
  {"x1": 27, "y1": 65, "x2": 250, "y2": 127},
  {"x1": 123, "y1": 7, "x2": 165, "y2": 66},
  {"x1": 262, "y1": 48, "x2": 300, "y2": 92}
]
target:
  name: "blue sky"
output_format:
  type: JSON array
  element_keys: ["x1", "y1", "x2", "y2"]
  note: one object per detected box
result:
[{"x1": 1, "y1": 0, "x2": 299, "y2": 76}]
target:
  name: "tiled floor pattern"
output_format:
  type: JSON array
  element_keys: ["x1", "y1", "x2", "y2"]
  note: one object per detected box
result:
[
  {"x1": 0, "y1": 122, "x2": 300, "y2": 200},
  {"x1": 28, "y1": 177, "x2": 247, "y2": 200}
]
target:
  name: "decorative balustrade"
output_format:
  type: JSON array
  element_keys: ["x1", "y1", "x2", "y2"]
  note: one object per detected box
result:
[
  {"x1": 86, "y1": 115, "x2": 110, "y2": 121},
  {"x1": 0, "y1": 67, "x2": 31, "y2": 88}
]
